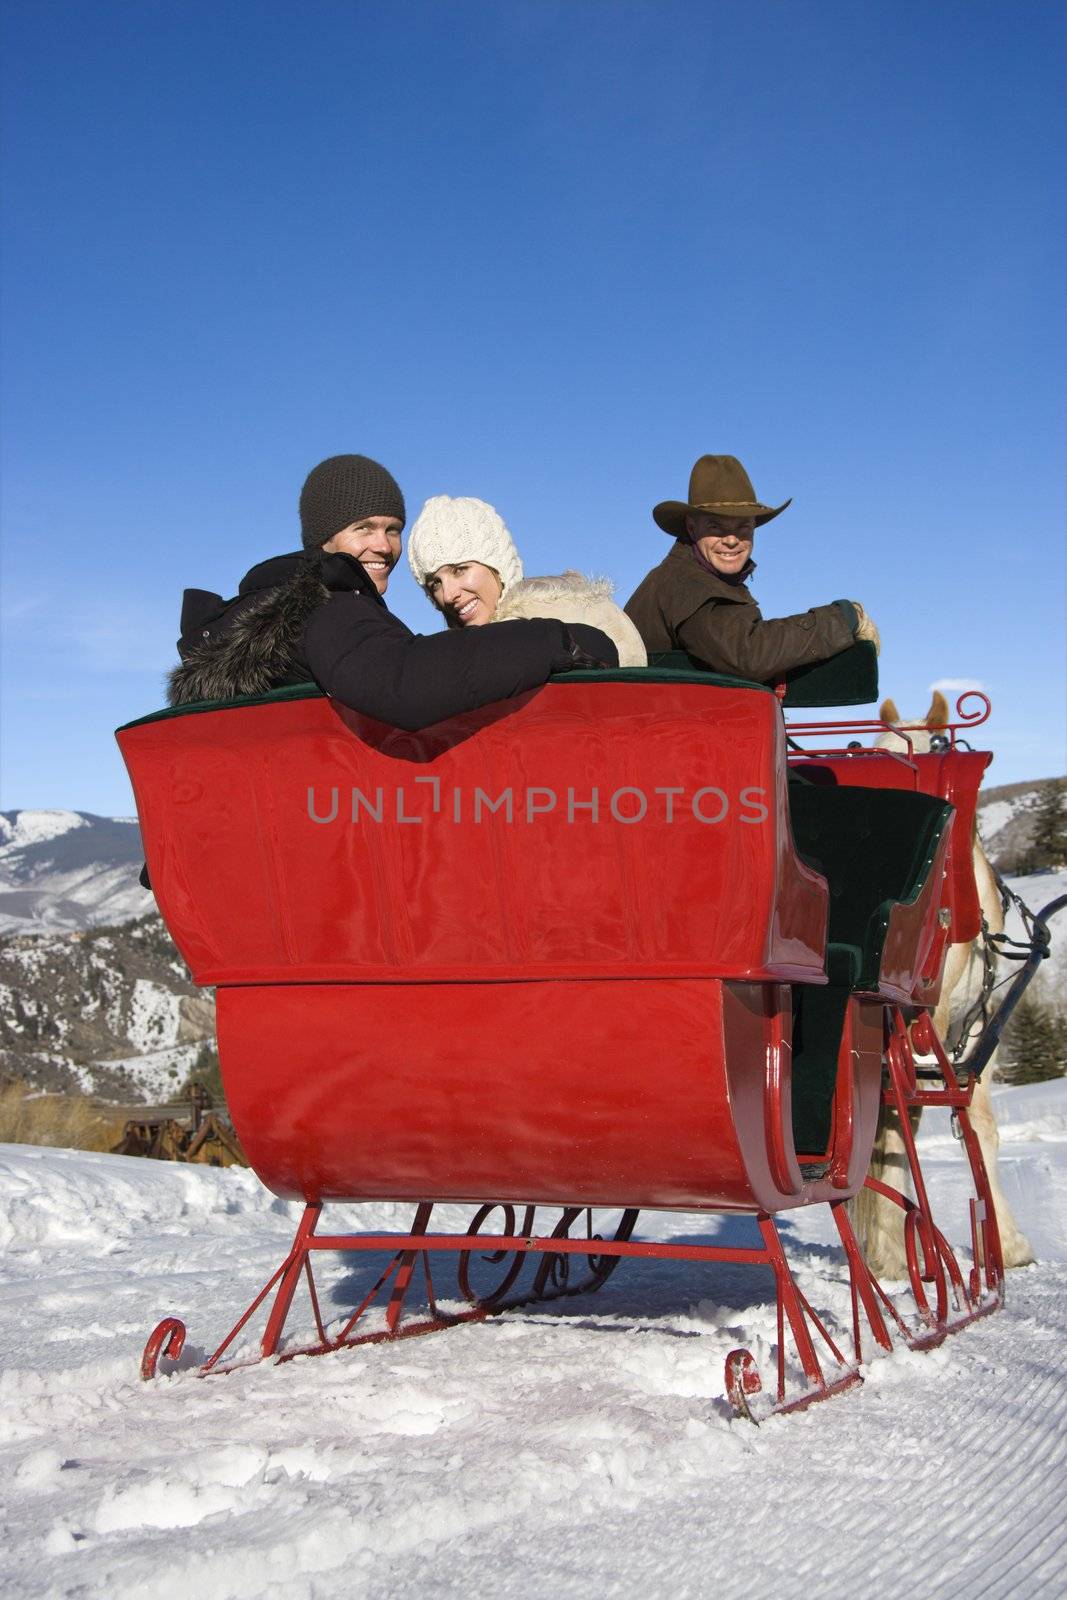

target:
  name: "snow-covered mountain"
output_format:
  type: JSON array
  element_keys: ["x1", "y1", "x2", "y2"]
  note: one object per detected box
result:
[
  {"x1": 0, "y1": 810, "x2": 153, "y2": 935},
  {"x1": 0, "y1": 813, "x2": 203, "y2": 1101},
  {"x1": 976, "y1": 776, "x2": 1065, "y2": 872}
]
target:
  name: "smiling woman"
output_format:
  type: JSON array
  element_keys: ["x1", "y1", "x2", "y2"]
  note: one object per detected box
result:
[
  {"x1": 408, "y1": 496, "x2": 524, "y2": 628},
  {"x1": 408, "y1": 495, "x2": 646, "y2": 666},
  {"x1": 426, "y1": 561, "x2": 503, "y2": 627}
]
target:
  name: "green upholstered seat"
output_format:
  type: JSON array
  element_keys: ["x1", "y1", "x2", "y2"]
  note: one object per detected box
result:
[
  {"x1": 788, "y1": 786, "x2": 952, "y2": 992},
  {"x1": 778, "y1": 641, "x2": 878, "y2": 707},
  {"x1": 791, "y1": 983, "x2": 854, "y2": 1157},
  {"x1": 647, "y1": 639, "x2": 879, "y2": 707},
  {"x1": 121, "y1": 681, "x2": 328, "y2": 728},
  {"x1": 786, "y1": 785, "x2": 953, "y2": 1157}
]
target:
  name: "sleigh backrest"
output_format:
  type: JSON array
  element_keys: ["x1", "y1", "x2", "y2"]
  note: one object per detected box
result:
[
  {"x1": 786, "y1": 748, "x2": 991, "y2": 943},
  {"x1": 117, "y1": 673, "x2": 831, "y2": 987},
  {"x1": 787, "y1": 783, "x2": 954, "y2": 1002}
]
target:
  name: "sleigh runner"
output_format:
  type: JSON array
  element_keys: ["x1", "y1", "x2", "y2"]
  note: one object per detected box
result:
[{"x1": 118, "y1": 646, "x2": 1024, "y2": 1417}]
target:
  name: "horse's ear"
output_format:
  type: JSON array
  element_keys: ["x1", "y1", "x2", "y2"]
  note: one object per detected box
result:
[
  {"x1": 880, "y1": 697, "x2": 899, "y2": 725},
  {"x1": 927, "y1": 690, "x2": 950, "y2": 728}
]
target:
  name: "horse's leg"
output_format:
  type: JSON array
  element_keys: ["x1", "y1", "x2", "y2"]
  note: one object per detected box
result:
[
  {"x1": 938, "y1": 846, "x2": 1033, "y2": 1268},
  {"x1": 967, "y1": 1064, "x2": 1034, "y2": 1267},
  {"x1": 852, "y1": 1101, "x2": 920, "y2": 1278}
]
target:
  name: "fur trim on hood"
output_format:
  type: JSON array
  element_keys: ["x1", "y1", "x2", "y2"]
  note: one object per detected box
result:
[
  {"x1": 167, "y1": 560, "x2": 329, "y2": 706},
  {"x1": 493, "y1": 571, "x2": 647, "y2": 668}
]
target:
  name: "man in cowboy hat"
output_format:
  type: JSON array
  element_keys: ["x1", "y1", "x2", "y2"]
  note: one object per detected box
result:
[{"x1": 624, "y1": 454, "x2": 877, "y2": 683}]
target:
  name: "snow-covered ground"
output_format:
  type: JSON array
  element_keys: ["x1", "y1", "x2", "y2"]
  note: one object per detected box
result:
[{"x1": 1, "y1": 1083, "x2": 1065, "y2": 1600}]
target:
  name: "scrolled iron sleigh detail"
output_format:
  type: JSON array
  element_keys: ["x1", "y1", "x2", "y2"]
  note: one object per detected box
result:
[{"x1": 117, "y1": 647, "x2": 1050, "y2": 1419}]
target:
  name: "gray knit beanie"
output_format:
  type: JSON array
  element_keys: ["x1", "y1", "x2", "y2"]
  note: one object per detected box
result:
[{"x1": 299, "y1": 455, "x2": 406, "y2": 549}]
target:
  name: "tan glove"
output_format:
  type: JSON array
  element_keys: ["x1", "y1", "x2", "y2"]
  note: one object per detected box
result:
[{"x1": 852, "y1": 601, "x2": 881, "y2": 655}]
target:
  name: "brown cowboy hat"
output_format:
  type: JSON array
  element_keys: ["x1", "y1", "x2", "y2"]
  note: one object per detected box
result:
[{"x1": 653, "y1": 454, "x2": 791, "y2": 536}]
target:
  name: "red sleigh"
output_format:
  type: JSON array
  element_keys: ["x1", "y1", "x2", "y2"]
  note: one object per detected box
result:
[{"x1": 118, "y1": 645, "x2": 1004, "y2": 1418}]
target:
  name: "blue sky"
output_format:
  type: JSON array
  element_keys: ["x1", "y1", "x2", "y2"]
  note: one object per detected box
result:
[{"x1": 2, "y1": 0, "x2": 1064, "y2": 813}]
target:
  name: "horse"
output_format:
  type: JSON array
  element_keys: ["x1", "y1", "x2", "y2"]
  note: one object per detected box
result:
[{"x1": 851, "y1": 690, "x2": 1035, "y2": 1275}]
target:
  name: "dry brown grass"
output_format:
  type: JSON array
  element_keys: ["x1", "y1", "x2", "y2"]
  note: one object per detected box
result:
[{"x1": 0, "y1": 1081, "x2": 128, "y2": 1153}]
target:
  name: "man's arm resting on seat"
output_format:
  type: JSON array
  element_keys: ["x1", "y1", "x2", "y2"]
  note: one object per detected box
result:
[
  {"x1": 676, "y1": 598, "x2": 856, "y2": 682},
  {"x1": 303, "y1": 593, "x2": 617, "y2": 730}
]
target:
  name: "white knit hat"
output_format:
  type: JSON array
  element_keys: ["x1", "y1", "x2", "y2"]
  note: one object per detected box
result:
[{"x1": 407, "y1": 496, "x2": 524, "y2": 600}]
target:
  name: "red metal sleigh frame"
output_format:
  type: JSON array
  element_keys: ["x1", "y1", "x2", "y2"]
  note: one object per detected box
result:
[
  {"x1": 783, "y1": 686, "x2": 992, "y2": 751},
  {"x1": 141, "y1": 1004, "x2": 1004, "y2": 1420}
]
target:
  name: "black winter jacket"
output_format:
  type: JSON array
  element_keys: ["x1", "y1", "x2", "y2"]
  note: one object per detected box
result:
[{"x1": 169, "y1": 550, "x2": 617, "y2": 730}]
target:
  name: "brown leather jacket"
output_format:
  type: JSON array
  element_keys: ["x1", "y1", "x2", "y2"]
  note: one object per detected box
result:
[{"x1": 624, "y1": 540, "x2": 856, "y2": 683}]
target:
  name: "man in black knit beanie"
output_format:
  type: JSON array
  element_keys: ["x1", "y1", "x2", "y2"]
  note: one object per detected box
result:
[
  {"x1": 298, "y1": 455, "x2": 406, "y2": 594},
  {"x1": 167, "y1": 452, "x2": 618, "y2": 727}
]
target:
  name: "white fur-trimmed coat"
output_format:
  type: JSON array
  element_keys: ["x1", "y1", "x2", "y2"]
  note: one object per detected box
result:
[{"x1": 493, "y1": 572, "x2": 647, "y2": 668}]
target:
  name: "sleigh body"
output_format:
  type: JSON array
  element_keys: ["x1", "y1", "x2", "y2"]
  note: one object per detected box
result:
[{"x1": 118, "y1": 654, "x2": 1004, "y2": 1416}]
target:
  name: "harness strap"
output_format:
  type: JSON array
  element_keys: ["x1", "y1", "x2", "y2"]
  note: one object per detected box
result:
[{"x1": 952, "y1": 880, "x2": 1066, "y2": 1082}]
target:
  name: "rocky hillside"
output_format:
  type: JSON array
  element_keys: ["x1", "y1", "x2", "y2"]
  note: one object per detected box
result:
[
  {"x1": 977, "y1": 777, "x2": 1066, "y2": 873},
  {"x1": 0, "y1": 914, "x2": 214, "y2": 1102}
]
